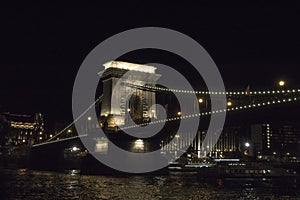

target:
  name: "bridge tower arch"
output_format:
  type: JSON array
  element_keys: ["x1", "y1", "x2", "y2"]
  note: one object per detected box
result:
[{"x1": 98, "y1": 61, "x2": 161, "y2": 129}]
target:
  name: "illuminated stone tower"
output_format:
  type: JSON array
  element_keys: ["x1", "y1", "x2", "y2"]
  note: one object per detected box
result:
[{"x1": 98, "y1": 61, "x2": 160, "y2": 129}]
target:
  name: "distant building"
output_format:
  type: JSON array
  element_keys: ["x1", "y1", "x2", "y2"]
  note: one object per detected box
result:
[
  {"x1": 2, "y1": 112, "x2": 45, "y2": 149},
  {"x1": 251, "y1": 122, "x2": 300, "y2": 157},
  {"x1": 250, "y1": 123, "x2": 273, "y2": 156},
  {"x1": 277, "y1": 123, "x2": 300, "y2": 156}
]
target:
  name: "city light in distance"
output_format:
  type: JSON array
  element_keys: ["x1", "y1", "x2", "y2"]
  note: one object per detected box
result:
[
  {"x1": 279, "y1": 80, "x2": 285, "y2": 87},
  {"x1": 72, "y1": 146, "x2": 80, "y2": 151},
  {"x1": 87, "y1": 117, "x2": 92, "y2": 121},
  {"x1": 134, "y1": 139, "x2": 144, "y2": 150},
  {"x1": 199, "y1": 98, "x2": 204, "y2": 103},
  {"x1": 227, "y1": 101, "x2": 232, "y2": 106},
  {"x1": 245, "y1": 142, "x2": 250, "y2": 147}
]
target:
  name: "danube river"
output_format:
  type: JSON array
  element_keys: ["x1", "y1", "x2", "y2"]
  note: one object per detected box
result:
[{"x1": 0, "y1": 168, "x2": 299, "y2": 199}]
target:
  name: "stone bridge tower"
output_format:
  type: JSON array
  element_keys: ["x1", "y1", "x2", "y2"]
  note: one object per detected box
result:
[{"x1": 98, "y1": 61, "x2": 160, "y2": 129}]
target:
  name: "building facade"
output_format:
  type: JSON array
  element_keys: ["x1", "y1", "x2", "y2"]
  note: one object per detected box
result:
[
  {"x1": 1, "y1": 112, "x2": 45, "y2": 151},
  {"x1": 251, "y1": 122, "x2": 300, "y2": 157}
]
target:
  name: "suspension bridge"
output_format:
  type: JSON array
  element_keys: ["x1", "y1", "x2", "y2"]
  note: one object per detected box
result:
[{"x1": 29, "y1": 61, "x2": 300, "y2": 170}]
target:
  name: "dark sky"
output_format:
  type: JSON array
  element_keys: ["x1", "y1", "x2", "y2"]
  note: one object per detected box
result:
[{"x1": 0, "y1": 2, "x2": 299, "y2": 127}]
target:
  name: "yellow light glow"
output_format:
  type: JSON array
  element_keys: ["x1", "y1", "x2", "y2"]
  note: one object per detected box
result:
[
  {"x1": 95, "y1": 138, "x2": 108, "y2": 153},
  {"x1": 87, "y1": 117, "x2": 92, "y2": 121},
  {"x1": 134, "y1": 139, "x2": 144, "y2": 150},
  {"x1": 227, "y1": 101, "x2": 232, "y2": 106},
  {"x1": 177, "y1": 112, "x2": 182, "y2": 116},
  {"x1": 103, "y1": 61, "x2": 157, "y2": 74},
  {"x1": 72, "y1": 146, "x2": 79, "y2": 151},
  {"x1": 199, "y1": 98, "x2": 204, "y2": 103},
  {"x1": 279, "y1": 80, "x2": 285, "y2": 87}
]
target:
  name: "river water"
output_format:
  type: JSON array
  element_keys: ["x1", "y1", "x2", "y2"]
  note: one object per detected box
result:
[{"x1": 0, "y1": 168, "x2": 299, "y2": 199}]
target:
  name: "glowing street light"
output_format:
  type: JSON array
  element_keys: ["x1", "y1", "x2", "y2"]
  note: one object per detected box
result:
[
  {"x1": 278, "y1": 80, "x2": 285, "y2": 87},
  {"x1": 177, "y1": 111, "x2": 182, "y2": 116},
  {"x1": 67, "y1": 129, "x2": 72, "y2": 133},
  {"x1": 198, "y1": 98, "x2": 204, "y2": 103},
  {"x1": 72, "y1": 146, "x2": 79, "y2": 152},
  {"x1": 87, "y1": 116, "x2": 92, "y2": 121},
  {"x1": 245, "y1": 142, "x2": 250, "y2": 148},
  {"x1": 227, "y1": 101, "x2": 232, "y2": 107}
]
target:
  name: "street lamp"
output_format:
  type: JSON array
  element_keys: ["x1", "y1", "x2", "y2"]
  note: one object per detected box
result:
[
  {"x1": 177, "y1": 111, "x2": 182, "y2": 116},
  {"x1": 86, "y1": 117, "x2": 92, "y2": 132},
  {"x1": 245, "y1": 142, "x2": 250, "y2": 147},
  {"x1": 244, "y1": 142, "x2": 250, "y2": 156},
  {"x1": 278, "y1": 80, "x2": 285, "y2": 87},
  {"x1": 227, "y1": 101, "x2": 232, "y2": 107},
  {"x1": 198, "y1": 98, "x2": 208, "y2": 110}
]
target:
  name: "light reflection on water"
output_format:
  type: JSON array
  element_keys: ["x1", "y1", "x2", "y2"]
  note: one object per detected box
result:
[{"x1": 0, "y1": 168, "x2": 299, "y2": 199}]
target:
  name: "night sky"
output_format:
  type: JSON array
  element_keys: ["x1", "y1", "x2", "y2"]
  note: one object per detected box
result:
[{"x1": 0, "y1": 2, "x2": 299, "y2": 128}]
